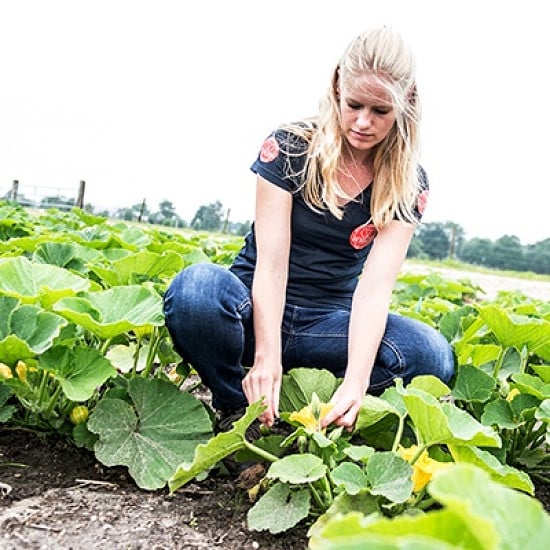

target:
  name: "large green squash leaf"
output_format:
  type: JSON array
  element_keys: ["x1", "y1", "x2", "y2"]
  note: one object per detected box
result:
[
  {"x1": 279, "y1": 368, "x2": 338, "y2": 413},
  {"x1": 0, "y1": 256, "x2": 90, "y2": 306},
  {"x1": 169, "y1": 400, "x2": 265, "y2": 492},
  {"x1": 38, "y1": 346, "x2": 117, "y2": 401},
  {"x1": 247, "y1": 483, "x2": 311, "y2": 534},
  {"x1": 0, "y1": 296, "x2": 67, "y2": 365},
  {"x1": 88, "y1": 377, "x2": 213, "y2": 490},
  {"x1": 53, "y1": 285, "x2": 164, "y2": 340},
  {"x1": 429, "y1": 464, "x2": 550, "y2": 550}
]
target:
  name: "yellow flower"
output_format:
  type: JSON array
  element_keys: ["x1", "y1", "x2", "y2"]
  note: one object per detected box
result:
[
  {"x1": 289, "y1": 394, "x2": 333, "y2": 432},
  {"x1": 15, "y1": 361, "x2": 28, "y2": 384},
  {"x1": 398, "y1": 445, "x2": 452, "y2": 492},
  {"x1": 506, "y1": 388, "x2": 520, "y2": 402},
  {"x1": 0, "y1": 363, "x2": 13, "y2": 379}
]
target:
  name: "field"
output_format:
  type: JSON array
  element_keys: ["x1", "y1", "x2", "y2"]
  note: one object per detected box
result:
[
  {"x1": 2, "y1": 270, "x2": 549, "y2": 549},
  {"x1": 1, "y1": 206, "x2": 550, "y2": 549}
]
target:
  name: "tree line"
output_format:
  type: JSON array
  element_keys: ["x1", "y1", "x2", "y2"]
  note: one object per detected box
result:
[{"x1": 409, "y1": 222, "x2": 550, "y2": 275}]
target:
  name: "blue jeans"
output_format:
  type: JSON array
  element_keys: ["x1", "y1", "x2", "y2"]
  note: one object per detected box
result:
[{"x1": 163, "y1": 263, "x2": 455, "y2": 412}]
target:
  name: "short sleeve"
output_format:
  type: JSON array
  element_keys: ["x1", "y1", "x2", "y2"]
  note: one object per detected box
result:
[{"x1": 250, "y1": 129, "x2": 308, "y2": 193}]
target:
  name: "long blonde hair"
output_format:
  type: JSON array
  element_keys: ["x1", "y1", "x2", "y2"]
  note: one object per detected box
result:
[{"x1": 285, "y1": 27, "x2": 421, "y2": 228}]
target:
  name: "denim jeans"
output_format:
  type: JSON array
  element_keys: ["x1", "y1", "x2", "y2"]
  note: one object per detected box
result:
[{"x1": 163, "y1": 263, "x2": 455, "y2": 412}]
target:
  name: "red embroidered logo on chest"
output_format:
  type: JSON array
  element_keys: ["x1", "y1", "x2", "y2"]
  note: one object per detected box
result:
[
  {"x1": 259, "y1": 136, "x2": 280, "y2": 162},
  {"x1": 349, "y1": 223, "x2": 378, "y2": 249}
]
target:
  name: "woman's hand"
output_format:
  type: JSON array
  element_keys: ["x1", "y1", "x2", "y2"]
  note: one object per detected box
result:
[
  {"x1": 242, "y1": 360, "x2": 283, "y2": 427},
  {"x1": 321, "y1": 377, "x2": 368, "y2": 431}
]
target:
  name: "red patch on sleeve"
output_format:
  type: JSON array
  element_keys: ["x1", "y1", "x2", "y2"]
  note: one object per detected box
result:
[
  {"x1": 349, "y1": 223, "x2": 378, "y2": 250},
  {"x1": 259, "y1": 136, "x2": 280, "y2": 163},
  {"x1": 416, "y1": 189, "x2": 429, "y2": 216}
]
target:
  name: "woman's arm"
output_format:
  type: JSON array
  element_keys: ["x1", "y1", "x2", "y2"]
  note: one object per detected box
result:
[
  {"x1": 322, "y1": 219, "x2": 416, "y2": 429},
  {"x1": 242, "y1": 176, "x2": 292, "y2": 427}
]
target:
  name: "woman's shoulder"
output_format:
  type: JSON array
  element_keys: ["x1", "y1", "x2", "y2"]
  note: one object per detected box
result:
[{"x1": 271, "y1": 119, "x2": 317, "y2": 154}]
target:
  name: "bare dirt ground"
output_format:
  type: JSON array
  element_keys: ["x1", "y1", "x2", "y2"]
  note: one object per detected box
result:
[{"x1": 1, "y1": 267, "x2": 549, "y2": 550}]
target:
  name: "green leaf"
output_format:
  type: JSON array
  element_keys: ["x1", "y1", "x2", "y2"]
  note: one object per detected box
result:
[
  {"x1": 448, "y1": 445, "x2": 534, "y2": 494},
  {"x1": 429, "y1": 464, "x2": 550, "y2": 550},
  {"x1": 451, "y1": 365, "x2": 496, "y2": 403},
  {"x1": 365, "y1": 451, "x2": 413, "y2": 503},
  {"x1": 0, "y1": 296, "x2": 67, "y2": 365},
  {"x1": 343, "y1": 445, "x2": 376, "y2": 464},
  {"x1": 88, "y1": 377, "x2": 213, "y2": 490},
  {"x1": 267, "y1": 453, "x2": 327, "y2": 484},
  {"x1": 331, "y1": 462, "x2": 368, "y2": 495},
  {"x1": 536, "y1": 399, "x2": 550, "y2": 423},
  {"x1": 279, "y1": 368, "x2": 338, "y2": 413},
  {"x1": 0, "y1": 256, "x2": 90, "y2": 306},
  {"x1": 53, "y1": 285, "x2": 164, "y2": 340},
  {"x1": 476, "y1": 304, "x2": 550, "y2": 360},
  {"x1": 512, "y1": 373, "x2": 550, "y2": 400},
  {"x1": 397, "y1": 382, "x2": 501, "y2": 447},
  {"x1": 356, "y1": 394, "x2": 402, "y2": 430},
  {"x1": 90, "y1": 250, "x2": 183, "y2": 287},
  {"x1": 308, "y1": 490, "x2": 380, "y2": 543},
  {"x1": 247, "y1": 483, "x2": 310, "y2": 534},
  {"x1": 0, "y1": 383, "x2": 16, "y2": 423},
  {"x1": 309, "y1": 509, "x2": 471, "y2": 550},
  {"x1": 38, "y1": 346, "x2": 117, "y2": 401},
  {"x1": 531, "y1": 365, "x2": 550, "y2": 383},
  {"x1": 480, "y1": 399, "x2": 519, "y2": 430},
  {"x1": 169, "y1": 400, "x2": 265, "y2": 492},
  {"x1": 407, "y1": 375, "x2": 450, "y2": 398}
]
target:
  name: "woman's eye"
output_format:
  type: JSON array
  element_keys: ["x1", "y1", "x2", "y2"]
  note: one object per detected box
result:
[
  {"x1": 373, "y1": 107, "x2": 391, "y2": 115},
  {"x1": 347, "y1": 102, "x2": 362, "y2": 110}
]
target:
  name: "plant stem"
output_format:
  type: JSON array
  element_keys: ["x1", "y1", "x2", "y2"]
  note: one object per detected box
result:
[
  {"x1": 392, "y1": 415, "x2": 405, "y2": 452},
  {"x1": 492, "y1": 347, "x2": 505, "y2": 379},
  {"x1": 308, "y1": 482, "x2": 327, "y2": 511},
  {"x1": 142, "y1": 327, "x2": 162, "y2": 378},
  {"x1": 410, "y1": 444, "x2": 427, "y2": 465},
  {"x1": 242, "y1": 440, "x2": 279, "y2": 463},
  {"x1": 43, "y1": 384, "x2": 63, "y2": 419},
  {"x1": 100, "y1": 338, "x2": 112, "y2": 355}
]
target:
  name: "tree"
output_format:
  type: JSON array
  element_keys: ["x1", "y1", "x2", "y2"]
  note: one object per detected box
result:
[
  {"x1": 524, "y1": 238, "x2": 550, "y2": 275},
  {"x1": 191, "y1": 201, "x2": 224, "y2": 231},
  {"x1": 490, "y1": 235, "x2": 525, "y2": 271},
  {"x1": 459, "y1": 237, "x2": 494, "y2": 266},
  {"x1": 416, "y1": 222, "x2": 451, "y2": 260}
]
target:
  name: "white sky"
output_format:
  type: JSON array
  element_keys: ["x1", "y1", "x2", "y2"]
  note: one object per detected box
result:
[{"x1": 0, "y1": 0, "x2": 548, "y2": 244}]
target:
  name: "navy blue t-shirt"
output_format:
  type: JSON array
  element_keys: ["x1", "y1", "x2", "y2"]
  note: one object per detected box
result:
[{"x1": 230, "y1": 128, "x2": 428, "y2": 309}]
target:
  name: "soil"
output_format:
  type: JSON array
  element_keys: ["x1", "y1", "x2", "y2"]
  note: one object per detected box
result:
[
  {"x1": 1, "y1": 269, "x2": 549, "y2": 550},
  {"x1": 0, "y1": 428, "x2": 309, "y2": 549}
]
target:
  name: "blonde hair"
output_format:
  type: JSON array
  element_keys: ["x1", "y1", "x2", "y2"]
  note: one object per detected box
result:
[{"x1": 285, "y1": 27, "x2": 421, "y2": 228}]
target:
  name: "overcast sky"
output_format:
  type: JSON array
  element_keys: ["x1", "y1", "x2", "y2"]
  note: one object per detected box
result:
[{"x1": 0, "y1": 0, "x2": 548, "y2": 244}]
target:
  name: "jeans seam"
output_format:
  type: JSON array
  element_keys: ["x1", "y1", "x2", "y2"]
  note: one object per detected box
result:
[{"x1": 370, "y1": 337, "x2": 405, "y2": 391}]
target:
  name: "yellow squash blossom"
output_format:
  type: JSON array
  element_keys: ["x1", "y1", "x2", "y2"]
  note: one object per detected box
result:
[
  {"x1": 289, "y1": 395, "x2": 333, "y2": 433},
  {"x1": 0, "y1": 363, "x2": 13, "y2": 379},
  {"x1": 398, "y1": 445, "x2": 452, "y2": 492},
  {"x1": 15, "y1": 361, "x2": 28, "y2": 384},
  {"x1": 506, "y1": 388, "x2": 520, "y2": 402}
]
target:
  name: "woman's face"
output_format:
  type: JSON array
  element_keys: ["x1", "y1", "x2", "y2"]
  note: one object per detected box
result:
[{"x1": 338, "y1": 73, "x2": 397, "y2": 157}]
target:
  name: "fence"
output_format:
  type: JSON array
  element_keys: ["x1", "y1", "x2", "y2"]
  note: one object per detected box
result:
[{"x1": 2, "y1": 180, "x2": 86, "y2": 210}]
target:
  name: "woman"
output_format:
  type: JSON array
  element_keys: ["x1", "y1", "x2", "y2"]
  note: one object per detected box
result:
[{"x1": 164, "y1": 27, "x2": 454, "y2": 434}]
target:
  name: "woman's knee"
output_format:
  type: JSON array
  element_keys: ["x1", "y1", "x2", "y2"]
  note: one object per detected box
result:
[{"x1": 385, "y1": 314, "x2": 455, "y2": 384}]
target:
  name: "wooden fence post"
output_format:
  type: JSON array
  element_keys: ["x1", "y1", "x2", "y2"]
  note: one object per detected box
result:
[
  {"x1": 76, "y1": 180, "x2": 85, "y2": 208},
  {"x1": 138, "y1": 198, "x2": 146, "y2": 222},
  {"x1": 10, "y1": 180, "x2": 19, "y2": 201}
]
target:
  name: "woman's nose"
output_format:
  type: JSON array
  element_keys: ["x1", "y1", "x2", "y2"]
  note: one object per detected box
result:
[{"x1": 356, "y1": 109, "x2": 372, "y2": 128}]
